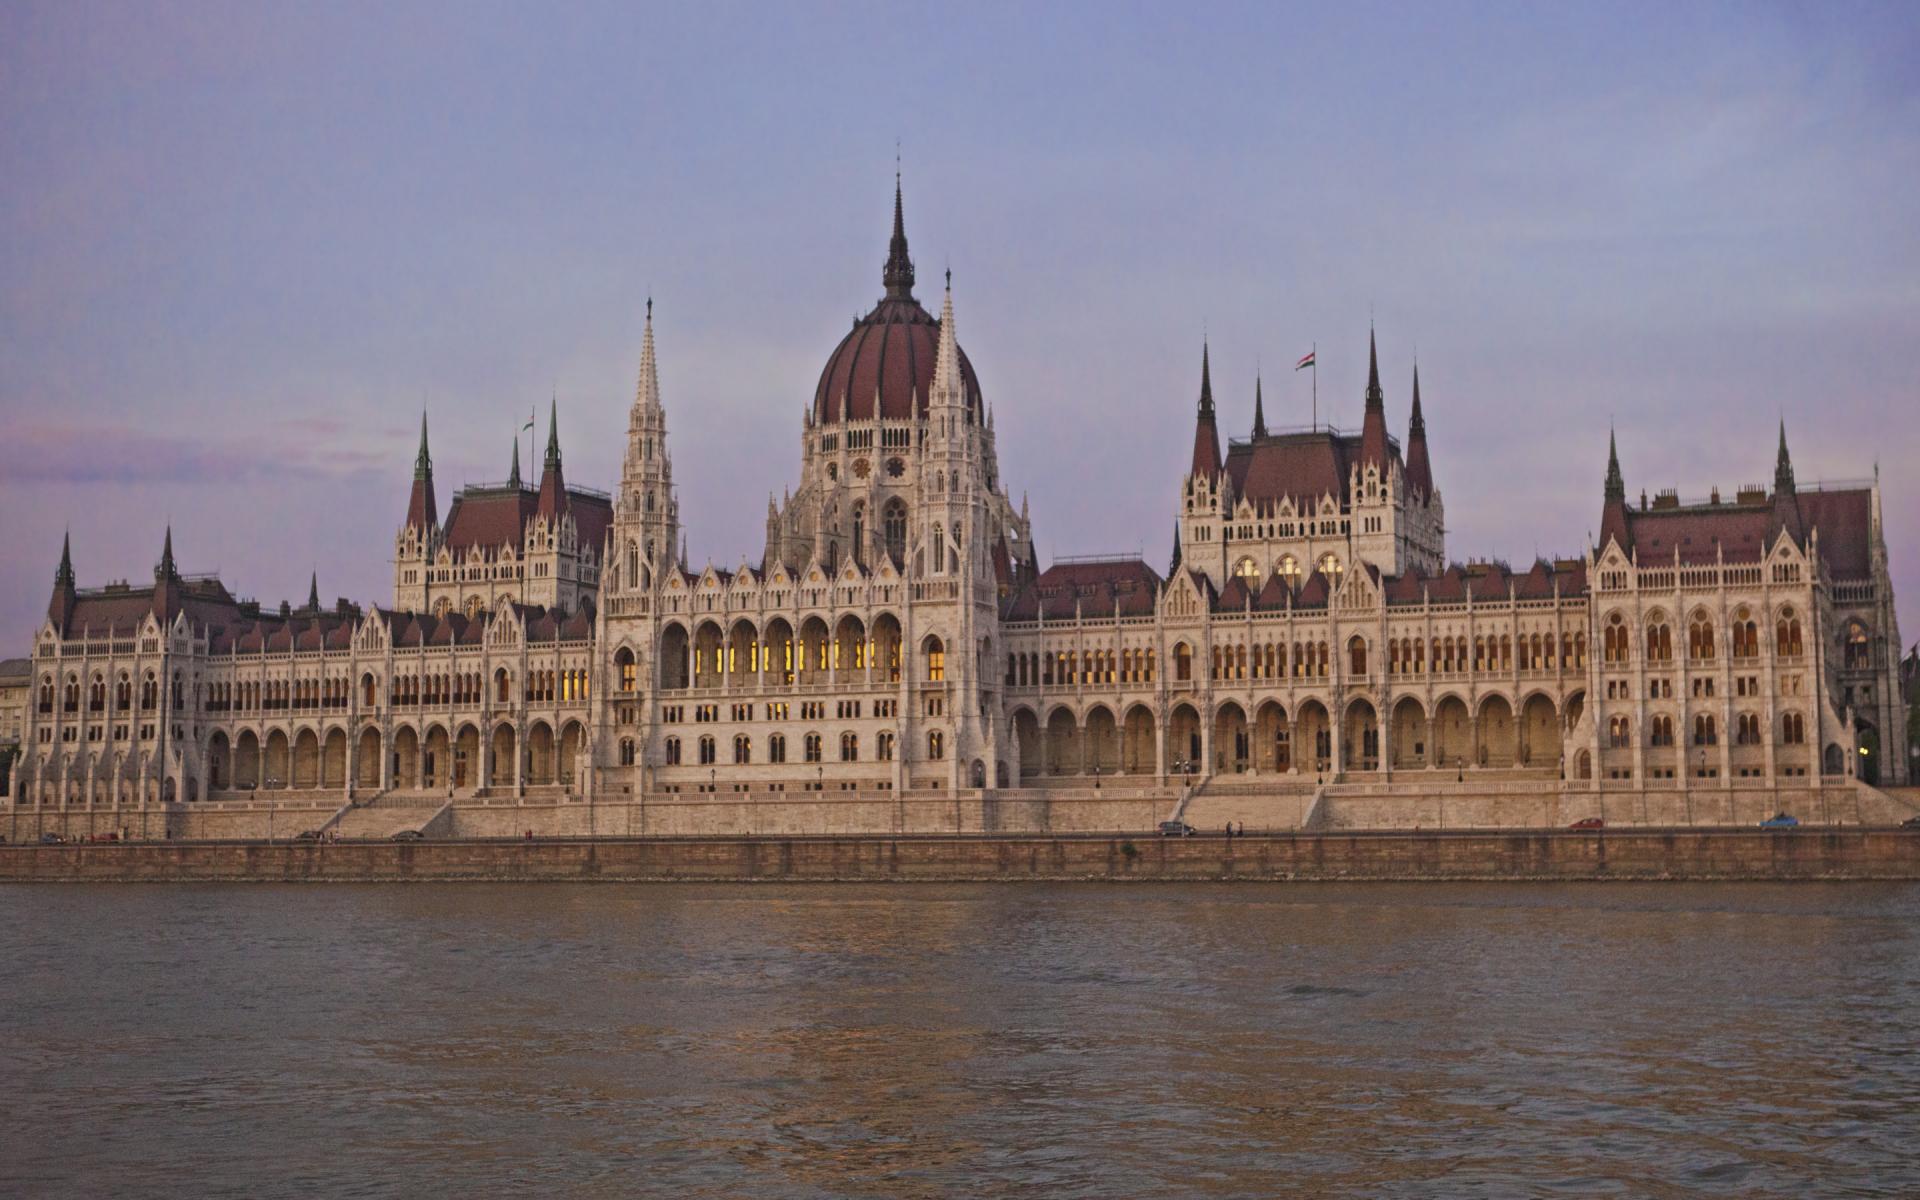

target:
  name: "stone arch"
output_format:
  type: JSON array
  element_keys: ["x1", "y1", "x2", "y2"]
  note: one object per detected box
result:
[
  {"x1": 1013, "y1": 706, "x2": 1043, "y2": 779},
  {"x1": 1343, "y1": 698, "x2": 1379, "y2": 772},
  {"x1": 692, "y1": 620, "x2": 725, "y2": 688},
  {"x1": 724, "y1": 618, "x2": 760, "y2": 684},
  {"x1": 423, "y1": 724, "x2": 451, "y2": 789},
  {"x1": 1213, "y1": 701, "x2": 1250, "y2": 774},
  {"x1": 392, "y1": 725, "x2": 421, "y2": 789},
  {"x1": 490, "y1": 723, "x2": 517, "y2": 787},
  {"x1": 1575, "y1": 748, "x2": 1592, "y2": 780},
  {"x1": 833, "y1": 614, "x2": 868, "y2": 677},
  {"x1": 559, "y1": 720, "x2": 586, "y2": 787},
  {"x1": 1518, "y1": 693, "x2": 1558, "y2": 769},
  {"x1": 292, "y1": 728, "x2": 321, "y2": 789},
  {"x1": 1045, "y1": 706, "x2": 1081, "y2": 775},
  {"x1": 658, "y1": 622, "x2": 690, "y2": 690},
  {"x1": 1167, "y1": 702, "x2": 1202, "y2": 776},
  {"x1": 356, "y1": 726, "x2": 382, "y2": 789},
  {"x1": 235, "y1": 729, "x2": 261, "y2": 790},
  {"x1": 1121, "y1": 704, "x2": 1156, "y2": 774},
  {"x1": 1476, "y1": 694, "x2": 1516, "y2": 768},
  {"x1": 322, "y1": 728, "x2": 347, "y2": 788},
  {"x1": 1255, "y1": 700, "x2": 1291, "y2": 773},
  {"x1": 527, "y1": 721, "x2": 556, "y2": 786},
  {"x1": 1295, "y1": 699, "x2": 1332, "y2": 773},
  {"x1": 1390, "y1": 696, "x2": 1428, "y2": 769},
  {"x1": 453, "y1": 723, "x2": 480, "y2": 789},
  {"x1": 264, "y1": 729, "x2": 291, "y2": 790},
  {"x1": 207, "y1": 731, "x2": 232, "y2": 792},
  {"x1": 798, "y1": 617, "x2": 832, "y2": 685},
  {"x1": 1431, "y1": 695, "x2": 1471, "y2": 769},
  {"x1": 763, "y1": 617, "x2": 796, "y2": 686},
  {"x1": 1083, "y1": 705, "x2": 1119, "y2": 774},
  {"x1": 1561, "y1": 690, "x2": 1586, "y2": 729},
  {"x1": 870, "y1": 613, "x2": 903, "y2": 683},
  {"x1": 1823, "y1": 742, "x2": 1844, "y2": 776}
]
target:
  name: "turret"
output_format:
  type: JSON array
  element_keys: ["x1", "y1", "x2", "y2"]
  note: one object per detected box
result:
[
  {"x1": 1404, "y1": 364, "x2": 1434, "y2": 500},
  {"x1": 151, "y1": 525, "x2": 178, "y2": 622},
  {"x1": 406, "y1": 411, "x2": 438, "y2": 530},
  {"x1": 882, "y1": 173, "x2": 914, "y2": 300},
  {"x1": 1359, "y1": 327, "x2": 1390, "y2": 472},
  {"x1": 1771, "y1": 419, "x2": 1804, "y2": 543},
  {"x1": 1251, "y1": 373, "x2": 1268, "y2": 440},
  {"x1": 536, "y1": 399, "x2": 568, "y2": 521},
  {"x1": 48, "y1": 531, "x2": 76, "y2": 631},
  {"x1": 508, "y1": 433, "x2": 523, "y2": 490},
  {"x1": 1599, "y1": 429, "x2": 1631, "y2": 551},
  {"x1": 1188, "y1": 342, "x2": 1222, "y2": 478}
]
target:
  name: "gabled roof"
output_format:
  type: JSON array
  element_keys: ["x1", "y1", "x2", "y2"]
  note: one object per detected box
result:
[
  {"x1": 1224, "y1": 429, "x2": 1389, "y2": 510},
  {"x1": 1000, "y1": 557, "x2": 1161, "y2": 620}
]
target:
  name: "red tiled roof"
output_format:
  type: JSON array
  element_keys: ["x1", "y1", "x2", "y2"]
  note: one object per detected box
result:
[
  {"x1": 1798, "y1": 488, "x2": 1873, "y2": 579},
  {"x1": 1627, "y1": 505, "x2": 1771, "y2": 565},
  {"x1": 1224, "y1": 431, "x2": 1375, "y2": 509},
  {"x1": 1001, "y1": 557, "x2": 1161, "y2": 621}
]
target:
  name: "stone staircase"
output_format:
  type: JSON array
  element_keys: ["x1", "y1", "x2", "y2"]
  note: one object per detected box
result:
[
  {"x1": 331, "y1": 794, "x2": 453, "y2": 840},
  {"x1": 1179, "y1": 778, "x2": 1323, "y2": 833}
]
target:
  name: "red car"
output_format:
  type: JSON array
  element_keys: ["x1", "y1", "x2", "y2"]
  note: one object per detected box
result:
[{"x1": 1568, "y1": 817, "x2": 1605, "y2": 830}]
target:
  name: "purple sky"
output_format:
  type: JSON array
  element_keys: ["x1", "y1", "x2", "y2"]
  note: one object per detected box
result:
[{"x1": 3, "y1": 2, "x2": 1917, "y2": 650}]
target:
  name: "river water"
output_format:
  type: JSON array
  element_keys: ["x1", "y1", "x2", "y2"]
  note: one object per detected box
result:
[{"x1": 3, "y1": 882, "x2": 1917, "y2": 1198}]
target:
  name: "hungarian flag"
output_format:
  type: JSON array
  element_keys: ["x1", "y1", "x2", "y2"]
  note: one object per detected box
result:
[{"x1": 1294, "y1": 350, "x2": 1315, "y2": 370}]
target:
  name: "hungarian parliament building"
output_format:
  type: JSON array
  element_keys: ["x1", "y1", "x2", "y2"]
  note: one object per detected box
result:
[{"x1": 13, "y1": 183, "x2": 1910, "y2": 820}]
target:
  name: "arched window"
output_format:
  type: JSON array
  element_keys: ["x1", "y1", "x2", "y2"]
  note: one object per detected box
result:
[
  {"x1": 877, "y1": 731, "x2": 895, "y2": 760},
  {"x1": 1604, "y1": 614, "x2": 1629, "y2": 664},
  {"x1": 803, "y1": 733, "x2": 822, "y2": 763},
  {"x1": 839, "y1": 732, "x2": 858, "y2": 761},
  {"x1": 664, "y1": 736, "x2": 681, "y2": 765},
  {"x1": 851, "y1": 504, "x2": 865, "y2": 567},
  {"x1": 1608, "y1": 715, "x2": 1631, "y2": 748},
  {"x1": 494, "y1": 669, "x2": 510, "y2": 704},
  {"x1": 1276, "y1": 555, "x2": 1301, "y2": 586},
  {"x1": 1731, "y1": 607, "x2": 1758, "y2": 658},
  {"x1": 1776, "y1": 607, "x2": 1803, "y2": 657},
  {"x1": 1317, "y1": 552, "x2": 1342, "y2": 582},
  {"x1": 1782, "y1": 713, "x2": 1805, "y2": 744},
  {"x1": 1347, "y1": 636, "x2": 1368, "y2": 677},
  {"x1": 883, "y1": 500, "x2": 908, "y2": 564},
  {"x1": 698, "y1": 736, "x2": 715, "y2": 766},
  {"x1": 626, "y1": 541, "x2": 639, "y2": 589},
  {"x1": 927, "y1": 729, "x2": 945, "y2": 760},
  {"x1": 615, "y1": 648, "x2": 637, "y2": 692},
  {"x1": 619, "y1": 738, "x2": 637, "y2": 766},
  {"x1": 923, "y1": 636, "x2": 945, "y2": 682},
  {"x1": 931, "y1": 525, "x2": 946, "y2": 575},
  {"x1": 1688, "y1": 613, "x2": 1716, "y2": 661},
  {"x1": 1645, "y1": 619, "x2": 1671, "y2": 662},
  {"x1": 1174, "y1": 643, "x2": 1193, "y2": 681},
  {"x1": 1233, "y1": 556, "x2": 1260, "y2": 582},
  {"x1": 1692, "y1": 715, "x2": 1717, "y2": 746},
  {"x1": 733, "y1": 734, "x2": 751, "y2": 764}
]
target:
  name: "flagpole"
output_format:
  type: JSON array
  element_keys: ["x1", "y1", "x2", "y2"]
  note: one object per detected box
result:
[{"x1": 1311, "y1": 341, "x2": 1317, "y2": 432}]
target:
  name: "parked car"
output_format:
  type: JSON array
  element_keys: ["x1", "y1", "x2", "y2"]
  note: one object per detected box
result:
[
  {"x1": 1899, "y1": 815, "x2": 1920, "y2": 829},
  {"x1": 1157, "y1": 820, "x2": 1196, "y2": 837},
  {"x1": 39, "y1": 832, "x2": 66, "y2": 845},
  {"x1": 391, "y1": 829, "x2": 425, "y2": 842},
  {"x1": 294, "y1": 829, "x2": 323, "y2": 841},
  {"x1": 1569, "y1": 817, "x2": 1605, "y2": 830},
  {"x1": 1759, "y1": 813, "x2": 1800, "y2": 829}
]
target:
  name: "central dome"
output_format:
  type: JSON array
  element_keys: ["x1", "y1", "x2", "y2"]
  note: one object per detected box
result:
[{"x1": 812, "y1": 182, "x2": 982, "y2": 425}]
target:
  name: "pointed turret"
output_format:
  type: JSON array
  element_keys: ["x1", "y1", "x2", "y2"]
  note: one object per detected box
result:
[
  {"x1": 1359, "y1": 327, "x2": 1391, "y2": 471},
  {"x1": 306, "y1": 571, "x2": 320, "y2": 612},
  {"x1": 1404, "y1": 364, "x2": 1434, "y2": 500},
  {"x1": 634, "y1": 297, "x2": 661, "y2": 414},
  {"x1": 1251, "y1": 374, "x2": 1268, "y2": 439},
  {"x1": 151, "y1": 525, "x2": 178, "y2": 622},
  {"x1": 882, "y1": 173, "x2": 914, "y2": 300},
  {"x1": 930, "y1": 275, "x2": 963, "y2": 410},
  {"x1": 1599, "y1": 429, "x2": 1631, "y2": 550},
  {"x1": 1771, "y1": 419, "x2": 1804, "y2": 543},
  {"x1": 508, "y1": 433, "x2": 523, "y2": 490},
  {"x1": 406, "y1": 411, "x2": 438, "y2": 530},
  {"x1": 1188, "y1": 342, "x2": 1222, "y2": 478},
  {"x1": 537, "y1": 398, "x2": 568, "y2": 520},
  {"x1": 48, "y1": 531, "x2": 76, "y2": 630},
  {"x1": 1169, "y1": 522, "x2": 1184, "y2": 576}
]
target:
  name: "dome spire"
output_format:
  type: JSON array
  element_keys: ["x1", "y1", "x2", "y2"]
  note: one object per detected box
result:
[{"x1": 882, "y1": 171, "x2": 915, "y2": 299}]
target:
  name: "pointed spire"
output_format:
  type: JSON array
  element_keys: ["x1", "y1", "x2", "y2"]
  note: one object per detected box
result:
[
  {"x1": 158, "y1": 525, "x2": 176, "y2": 579},
  {"x1": 1599, "y1": 426, "x2": 1631, "y2": 551},
  {"x1": 537, "y1": 397, "x2": 568, "y2": 520},
  {"x1": 1775, "y1": 418, "x2": 1796, "y2": 495},
  {"x1": 1359, "y1": 326, "x2": 1390, "y2": 470},
  {"x1": 56, "y1": 530, "x2": 73, "y2": 588},
  {"x1": 1251, "y1": 373, "x2": 1268, "y2": 439},
  {"x1": 414, "y1": 411, "x2": 432, "y2": 480},
  {"x1": 307, "y1": 571, "x2": 320, "y2": 611},
  {"x1": 1189, "y1": 342, "x2": 1222, "y2": 478},
  {"x1": 1169, "y1": 521, "x2": 1184, "y2": 575},
  {"x1": 1404, "y1": 363, "x2": 1433, "y2": 499},
  {"x1": 930, "y1": 273, "x2": 962, "y2": 410},
  {"x1": 635, "y1": 297, "x2": 661, "y2": 412},
  {"x1": 882, "y1": 172, "x2": 915, "y2": 299},
  {"x1": 1770, "y1": 419, "x2": 1804, "y2": 543},
  {"x1": 545, "y1": 397, "x2": 561, "y2": 469},
  {"x1": 49, "y1": 530, "x2": 77, "y2": 630},
  {"x1": 508, "y1": 433, "x2": 522, "y2": 489}
]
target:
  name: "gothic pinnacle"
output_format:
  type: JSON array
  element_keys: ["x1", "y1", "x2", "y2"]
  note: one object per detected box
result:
[
  {"x1": 1252, "y1": 373, "x2": 1267, "y2": 439},
  {"x1": 882, "y1": 172, "x2": 914, "y2": 298}
]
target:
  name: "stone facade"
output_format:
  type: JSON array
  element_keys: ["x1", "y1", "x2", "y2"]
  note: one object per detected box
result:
[{"x1": 9, "y1": 182, "x2": 1910, "y2": 829}]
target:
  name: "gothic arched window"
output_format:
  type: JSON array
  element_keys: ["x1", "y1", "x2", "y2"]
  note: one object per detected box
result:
[{"x1": 883, "y1": 500, "x2": 907, "y2": 565}]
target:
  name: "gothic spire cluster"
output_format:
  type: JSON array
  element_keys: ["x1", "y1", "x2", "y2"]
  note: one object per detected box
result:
[{"x1": 882, "y1": 173, "x2": 915, "y2": 299}]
